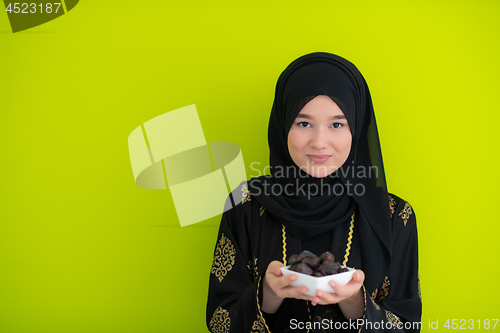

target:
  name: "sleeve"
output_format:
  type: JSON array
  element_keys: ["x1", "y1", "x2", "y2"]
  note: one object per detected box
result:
[
  {"x1": 358, "y1": 199, "x2": 422, "y2": 332},
  {"x1": 206, "y1": 201, "x2": 275, "y2": 333}
]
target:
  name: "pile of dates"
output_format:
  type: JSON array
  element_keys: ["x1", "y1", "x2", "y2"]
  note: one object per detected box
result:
[{"x1": 288, "y1": 251, "x2": 349, "y2": 277}]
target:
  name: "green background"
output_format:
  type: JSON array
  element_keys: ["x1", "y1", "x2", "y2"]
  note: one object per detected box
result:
[{"x1": 1, "y1": 1, "x2": 499, "y2": 332}]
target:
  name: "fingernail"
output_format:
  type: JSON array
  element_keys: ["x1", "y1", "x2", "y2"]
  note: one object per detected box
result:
[
  {"x1": 317, "y1": 291, "x2": 323, "y2": 297},
  {"x1": 330, "y1": 281, "x2": 336, "y2": 287},
  {"x1": 290, "y1": 275, "x2": 297, "y2": 281}
]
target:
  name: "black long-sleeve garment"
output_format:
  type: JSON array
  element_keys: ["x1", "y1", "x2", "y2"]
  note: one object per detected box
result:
[{"x1": 207, "y1": 182, "x2": 422, "y2": 333}]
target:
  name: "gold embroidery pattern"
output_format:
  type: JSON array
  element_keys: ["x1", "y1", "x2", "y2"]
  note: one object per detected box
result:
[
  {"x1": 255, "y1": 277, "x2": 272, "y2": 333},
  {"x1": 371, "y1": 276, "x2": 390, "y2": 306},
  {"x1": 370, "y1": 295, "x2": 380, "y2": 310},
  {"x1": 211, "y1": 234, "x2": 236, "y2": 282},
  {"x1": 384, "y1": 309, "x2": 402, "y2": 328},
  {"x1": 251, "y1": 316, "x2": 266, "y2": 333},
  {"x1": 398, "y1": 202, "x2": 413, "y2": 226},
  {"x1": 260, "y1": 206, "x2": 265, "y2": 216},
  {"x1": 210, "y1": 307, "x2": 231, "y2": 333},
  {"x1": 389, "y1": 195, "x2": 396, "y2": 217},
  {"x1": 342, "y1": 212, "x2": 355, "y2": 267},
  {"x1": 282, "y1": 224, "x2": 287, "y2": 266},
  {"x1": 358, "y1": 285, "x2": 367, "y2": 333},
  {"x1": 371, "y1": 288, "x2": 378, "y2": 303},
  {"x1": 306, "y1": 302, "x2": 312, "y2": 333},
  {"x1": 241, "y1": 184, "x2": 251, "y2": 204},
  {"x1": 379, "y1": 276, "x2": 390, "y2": 301},
  {"x1": 247, "y1": 257, "x2": 259, "y2": 283}
]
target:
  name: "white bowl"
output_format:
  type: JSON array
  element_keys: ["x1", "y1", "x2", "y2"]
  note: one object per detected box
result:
[{"x1": 280, "y1": 265, "x2": 356, "y2": 296}]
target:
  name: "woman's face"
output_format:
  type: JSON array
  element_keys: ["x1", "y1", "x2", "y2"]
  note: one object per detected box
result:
[{"x1": 287, "y1": 95, "x2": 352, "y2": 178}]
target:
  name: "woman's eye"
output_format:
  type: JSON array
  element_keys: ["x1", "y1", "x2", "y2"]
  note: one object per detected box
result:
[
  {"x1": 298, "y1": 121, "x2": 310, "y2": 128},
  {"x1": 332, "y1": 123, "x2": 343, "y2": 129}
]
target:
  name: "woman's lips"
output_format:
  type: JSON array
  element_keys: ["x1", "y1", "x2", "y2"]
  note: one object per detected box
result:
[{"x1": 307, "y1": 155, "x2": 331, "y2": 163}]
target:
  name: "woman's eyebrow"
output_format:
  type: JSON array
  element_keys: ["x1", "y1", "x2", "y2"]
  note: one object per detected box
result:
[{"x1": 296, "y1": 113, "x2": 346, "y2": 120}]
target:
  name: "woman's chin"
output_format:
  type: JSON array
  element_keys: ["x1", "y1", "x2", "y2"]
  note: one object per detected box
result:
[{"x1": 302, "y1": 167, "x2": 339, "y2": 178}]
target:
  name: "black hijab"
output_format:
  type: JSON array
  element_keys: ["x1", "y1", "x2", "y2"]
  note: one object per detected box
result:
[{"x1": 248, "y1": 52, "x2": 392, "y2": 291}]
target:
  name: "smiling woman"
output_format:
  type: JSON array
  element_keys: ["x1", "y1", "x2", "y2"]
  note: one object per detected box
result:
[
  {"x1": 206, "y1": 52, "x2": 422, "y2": 332},
  {"x1": 287, "y1": 95, "x2": 352, "y2": 178}
]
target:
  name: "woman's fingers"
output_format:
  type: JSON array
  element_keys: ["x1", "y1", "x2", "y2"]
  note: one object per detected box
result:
[
  {"x1": 283, "y1": 285, "x2": 309, "y2": 298},
  {"x1": 314, "y1": 289, "x2": 341, "y2": 305},
  {"x1": 265, "y1": 262, "x2": 305, "y2": 298},
  {"x1": 267, "y1": 273, "x2": 311, "y2": 299},
  {"x1": 312, "y1": 270, "x2": 366, "y2": 305},
  {"x1": 272, "y1": 275, "x2": 310, "y2": 298},
  {"x1": 273, "y1": 273, "x2": 297, "y2": 289},
  {"x1": 353, "y1": 270, "x2": 365, "y2": 284},
  {"x1": 329, "y1": 270, "x2": 364, "y2": 295},
  {"x1": 265, "y1": 261, "x2": 287, "y2": 286},
  {"x1": 267, "y1": 260, "x2": 285, "y2": 275}
]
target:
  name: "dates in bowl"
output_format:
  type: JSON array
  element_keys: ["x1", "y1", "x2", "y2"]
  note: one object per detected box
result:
[{"x1": 280, "y1": 251, "x2": 355, "y2": 296}]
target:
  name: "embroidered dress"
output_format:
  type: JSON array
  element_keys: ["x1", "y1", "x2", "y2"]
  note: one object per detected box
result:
[{"x1": 207, "y1": 184, "x2": 421, "y2": 332}]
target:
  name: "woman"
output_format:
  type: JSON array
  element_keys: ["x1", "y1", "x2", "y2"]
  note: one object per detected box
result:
[{"x1": 207, "y1": 52, "x2": 421, "y2": 332}]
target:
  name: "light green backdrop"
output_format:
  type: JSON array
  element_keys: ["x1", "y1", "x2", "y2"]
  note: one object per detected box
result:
[{"x1": 1, "y1": 1, "x2": 499, "y2": 332}]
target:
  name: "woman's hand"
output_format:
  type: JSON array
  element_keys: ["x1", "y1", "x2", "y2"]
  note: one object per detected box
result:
[
  {"x1": 311, "y1": 269, "x2": 365, "y2": 319},
  {"x1": 262, "y1": 260, "x2": 314, "y2": 314}
]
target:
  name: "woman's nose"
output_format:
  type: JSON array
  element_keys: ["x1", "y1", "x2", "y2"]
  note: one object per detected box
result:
[{"x1": 310, "y1": 128, "x2": 328, "y2": 149}]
